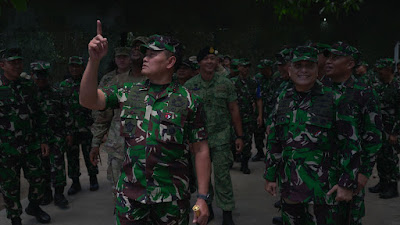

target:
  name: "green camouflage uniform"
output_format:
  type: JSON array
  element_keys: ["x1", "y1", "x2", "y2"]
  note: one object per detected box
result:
[
  {"x1": 264, "y1": 47, "x2": 361, "y2": 225},
  {"x1": 91, "y1": 70, "x2": 146, "y2": 202},
  {"x1": 101, "y1": 78, "x2": 207, "y2": 224},
  {"x1": 0, "y1": 73, "x2": 48, "y2": 219},
  {"x1": 185, "y1": 72, "x2": 237, "y2": 211},
  {"x1": 59, "y1": 76, "x2": 98, "y2": 179},
  {"x1": 370, "y1": 59, "x2": 400, "y2": 186}
]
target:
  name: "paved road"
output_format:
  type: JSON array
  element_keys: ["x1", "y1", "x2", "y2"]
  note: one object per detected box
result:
[{"x1": 1, "y1": 150, "x2": 400, "y2": 225}]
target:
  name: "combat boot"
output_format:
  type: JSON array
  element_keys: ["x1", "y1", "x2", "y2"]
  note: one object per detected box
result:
[
  {"x1": 54, "y1": 187, "x2": 69, "y2": 209},
  {"x1": 240, "y1": 161, "x2": 251, "y2": 174},
  {"x1": 207, "y1": 204, "x2": 214, "y2": 223},
  {"x1": 369, "y1": 181, "x2": 385, "y2": 193},
  {"x1": 273, "y1": 200, "x2": 281, "y2": 209},
  {"x1": 272, "y1": 216, "x2": 283, "y2": 225},
  {"x1": 40, "y1": 186, "x2": 53, "y2": 205},
  {"x1": 89, "y1": 175, "x2": 99, "y2": 191},
  {"x1": 11, "y1": 217, "x2": 22, "y2": 225},
  {"x1": 25, "y1": 202, "x2": 51, "y2": 223},
  {"x1": 222, "y1": 210, "x2": 235, "y2": 225},
  {"x1": 379, "y1": 182, "x2": 399, "y2": 199},
  {"x1": 67, "y1": 177, "x2": 81, "y2": 195}
]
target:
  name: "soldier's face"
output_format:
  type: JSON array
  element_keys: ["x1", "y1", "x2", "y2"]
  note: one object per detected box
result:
[
  {"x1": 261, "y1": 67, "x2": 272, "y2": 77},
  {"x1": 278, "y1": 63, "x2": 290, "y2": 79},
  {"x1": 115, "y1": 55, "x2": 131, "y2": 71},
  {"x1": 356, "y1": 65, "x2": 367, "y2": 75},
  {"x1": 317, "y1": 53, "x2": 327, "y2": 73},
  {"x1": 289, "y1": 60, "x2": 318, "y2": 91},
  {"x1": 378, "y1": 67, "x2": 394, "y2": 79},
  {"x1": 68, "y1": 64, "x2": 84, "y2": 78},
  {"x1": 223, "y1": 58, "x2": 231, "y2": 68},
  {"x1": 177, "y1": 66, "x2": 193, "y2": 80},
  {"x1": 142, "y1": 49, "x2": 175, "y2": 77},
  {"x1": 131, "y1": 42, "x2": 144, "y2": 63},
  {"x1": 238, "y1": 65, "x2": 250, "y2": 77},
  {"x1": 325, "y1": 55, "x2": 354, "y2": 79},
  {"x1": 0, "y1": 59, "x2": 23, "y2": 80},
  {"x1": 199, "y1": 54, "x2": 218, "y2": 74}
]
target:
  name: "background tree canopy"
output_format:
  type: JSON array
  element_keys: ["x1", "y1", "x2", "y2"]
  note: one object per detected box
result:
[{"x1": 0, "y1": 0, "x2": 398, "y2": 81}]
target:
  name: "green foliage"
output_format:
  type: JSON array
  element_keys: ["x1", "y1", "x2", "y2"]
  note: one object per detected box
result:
[{"x1": 258, "y1": 0, "x2": 364, "y2": 20}]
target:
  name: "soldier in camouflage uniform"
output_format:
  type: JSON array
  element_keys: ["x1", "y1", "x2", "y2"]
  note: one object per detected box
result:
[
  {"x1": 98, "y1": 47, "x2": 132, "y2": 88},
  {"x1": 252, "y1": 59, "x2": 274, "y2": 162},
  {"x1": 59, "y1": 56, "x2": 99, "y2": 195},
  {"x1": 90, "y1": 39, "x2": 147, "y2": 206},
  {"x1": 0, "y1": 48, "x2": 51, "y2": 225},
  {"x1": 355, "y1": 61, "x2": 370, "y2": 85},
  {"x1": 80, "y1": 23, "x2": 211, "y2": 225},
  {"x1": 324, "y1": 42, "x2": 383, "y2": 224},
  {"x1": 176, "y1": 58, "x2": 196, "y2": 85},
  {"x1": 32, "y1": 61, "x2": 72, "y2": 209},
  {"x1": 264, "y1": 46, "x2": 361, "y2": 225},
  {"x1": 231, "y1": 58, "x2": 262, "y2": 174},
  {"x1": 185, "y1": 46, "x2": 244, "y2": 225},
  {"x1": 368, "y1": 58, "x2": 400, "y2": 199}
]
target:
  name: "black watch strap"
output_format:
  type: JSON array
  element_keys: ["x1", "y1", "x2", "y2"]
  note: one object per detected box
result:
[{"x1": 197, "y1": 193, "x2": 210, "y2": 200}]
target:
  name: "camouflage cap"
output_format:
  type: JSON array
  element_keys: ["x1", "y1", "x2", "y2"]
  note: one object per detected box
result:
[
  {"x1": 179, "y1": 58, "x2": 197, "y2": 70},
  {"x1": 275, "y1": 48, "x2": 292, "y2": 65},
  {"x1": 0, "y1": 48, "x2": 23, "y2": 61},
  {"x1": 31, "y1": 61, "x2": 50, "y2": 79},
  {"x1": 114, "y1": 47, "x2": 131, "y2": 56},
  {"x1": 291, "y1": 46, "x2": 318, "y2": 63},
  {"x1": 357, "y1": 60, "x2": 369, "y2": 67},
  {"x1": 257, "y1": 59, "x2": 274, "y2": 69},
  {"x1": 324, "y1": 41, "x2": 360, "y2": 61},
  {"x1": 375, "y1": 58, "x2": 395, "y2": 69},
  {"x1": 188, "y1": 56, "x2": 199, "y2": 69},
  {"x1": 310, "y1": 42, "x2": 331, "y2": 54},
  {"x1": 197, "y1": 46, "x2": 219, "y2": 62},
  {"x1": 131, "y1": 36, "x2": 149, "y2": 46},
  {"x1": 231, "y1": 58, "x2": 240, "y2": 72},
  {"x1": 68, "y1": 56, "x2": 84, "y2": 65},
  {"x1": 140, "y1": 34, "x2": 182, "y2": 54},
  {"x1": 224, "y1": 55, "x2": 232, "y2": 60},
  {"x1": 238, "y1": 58, "x2": 251, "y2": 66}
]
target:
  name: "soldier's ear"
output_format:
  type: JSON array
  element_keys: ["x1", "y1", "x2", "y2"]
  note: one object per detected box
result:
[
  {"x1": 166, "y1": 55, "x2": 176, "y2": 70},
  {"x1": 347, "y1": 59, "x2": 355, "y2": 70}
]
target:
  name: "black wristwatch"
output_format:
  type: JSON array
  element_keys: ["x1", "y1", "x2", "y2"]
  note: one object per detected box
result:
[
  {"x1": 197, "y1": 193, "x2": 210, "y2": 200},
  {"x1": 236, "y1": 135, "x2": 244, "y2": 139}
]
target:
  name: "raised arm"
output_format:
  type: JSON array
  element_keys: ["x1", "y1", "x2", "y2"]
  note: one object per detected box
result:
[{"x1": 79, "y1": 20, "x2": 108, "y2": 110}]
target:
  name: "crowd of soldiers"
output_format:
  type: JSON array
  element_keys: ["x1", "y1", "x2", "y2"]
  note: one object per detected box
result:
[{"x1": 0, "y1": 20, "x2": 399, "y2": 225}]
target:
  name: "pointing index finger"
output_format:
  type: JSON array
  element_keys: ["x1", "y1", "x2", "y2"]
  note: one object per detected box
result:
[{"x1": 97, "y1": 20, "x2": 102, "y2": 36}]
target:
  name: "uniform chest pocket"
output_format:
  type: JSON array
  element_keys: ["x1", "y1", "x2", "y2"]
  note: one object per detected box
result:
[
  {"x1": 120, "y1": 113, "x2": 138, "y2": 138},
  {"x1": 305, "y1": 116, "x2": 332, "y2": 141},
  {"x1": 157, "y1": 112, "x2": 184, "y2": 145},
  {"x1": 275, "y1": 114, "x2": 290, "y2": 141}
]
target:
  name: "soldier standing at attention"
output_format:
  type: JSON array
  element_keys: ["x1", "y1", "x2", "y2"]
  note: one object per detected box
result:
[
  {"x1": 97, "y1": 47, "x2": 132, "y2": 88},
  {"x1": 32, "y1": 61, "x2": 72, "y2": 209},
  {"x1": 0, "y1": 48, "x2": 51, "y2": 225},
  {"x1": 89, "y1": 38, "x2": 147, "y2": 206},
  {"x1": 231, "y1": 58, "x2": 262, "y2": 174},
  {"x1": 368, "y1": 58, "x2": 400, "y2": 199},
  {"x1": 80, "y1": 21, "x2": 211, "y2": 225},
  {"x1": 185, "y1": 46, "x2": 244, "y2": 225},
  {"x1": 60, "y1": 56, "x2": 99, "y2": 195},
  {"x1": 264, "y1": 46, "x2": 361, "y2": 224},
  {"x1": 324, "y1": 42, "x2": 383, "y2": 224}
]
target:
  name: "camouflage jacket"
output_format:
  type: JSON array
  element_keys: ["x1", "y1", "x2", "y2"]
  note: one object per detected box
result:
[
  {"x1": 37, "y1": 85, "x2": 73, "y2": 143},
  {"x1": 332, "y1": 76, "x2": 382, "y2": 178},
  {"x1": 0, "y1": 74, "x2": 48, "y2": 152},
  {"x1": 370, "y1": 77, "x2": 400, "y2": 135},
  {"x1": 102, "y1": 79, "x2": 207, "y2": 203},
  {"x1": 231, "y1": 75, "x2": 259, "y2": 124},
  {"x1": 99, "y1": 69, "x2": 117, "y2": 87},
  {"x1": 59, "y1": 77, "x2": 93, "y2": 133},
  {"x1": 91, "y1": 70, "x2": 146, "y2": 161},
  {"x1": 264, "y1": 81, "x2": 361, "y2": 205},
  {"x1": 185, "y1": 73, "x2": 237, "y2": 148}
]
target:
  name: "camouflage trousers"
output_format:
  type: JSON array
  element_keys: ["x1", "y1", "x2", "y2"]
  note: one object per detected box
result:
[
  {"x1": 348, "y1": 189, "x2": 365, "y2": 225},
  {"x1": 281, "y1": 200, "x2": 338, "y2": 225},
  {"x1": 208, "y1": 143, "x2": 235, "y2": 211},
  {"x1": 116, "y1": 196, "x2": 189, "y2": 225},
  {"x1": 42, "y1": 136, "x2": 67, "y2": 188},
  {"x1": 66, "y1": 132, "x2": 98, "y2": 178},
  {"x1": 376, "y1": 136, "x2": 399, "y2": 183},
  {"x1": 254, "y1": 124, "x2": 266, "y2": 156},
  {"x1": 241, "y1": 122, "x2": 256, "y2": 162},
  {"x1": 107, "y1": 154, "x2": 123, "y2": 205},
  {"x1": 0, "y1": 146, "x2": 45, "y2": 219}
]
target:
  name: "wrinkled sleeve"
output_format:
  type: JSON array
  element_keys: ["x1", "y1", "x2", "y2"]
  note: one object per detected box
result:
[
  {"x1": 101, "y1": 85, "x2": 119, "y2": 110},
  {"x1": 91, "y1": 109, "x2": 114, "y2": 147},
  {"x1": 186, "y1": 95, "x2": 208, "y2": 143},
  {"x1": 360, "y1": 89, "x2": 382, "y2": 178}
]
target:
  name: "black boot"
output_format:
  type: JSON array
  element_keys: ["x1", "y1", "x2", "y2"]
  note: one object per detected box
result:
[
  {"x1": 274, "y1": 200, "x2": 281, "y2": 209},
  {"x1": 40, "y1": 186, "x2": 53, "y2": 205},
  {"x1": 54, "y1": 186, "x2": 69, "y2": 209},
  {"x1": 207, "y1": 204, "x2": 214, "y2": 223},
  {"x1": 67, "y1": 177, "x2": 81, "y2": 195},
  {"x1": 240, "y1": 161, "x2": 251, "y2": 174},
  {"x1": 89, "y1": 175, "x2": 99, "y2": 191},
  {"x1": 379, "y1": 182, "x2": 399, "y2": 199},
  {"x1": 369, "y1": 181, "x2": 384, "y2": 193},
  {"x1": 11, "y1": 217, "x2": 22, "y2": 225},
  {"x1": 272, "y1": 216, "x2": 283, "y2": 225},
  {"x1": 222, "y1": 210, "x2": 235, "y2": 225},
  {"x1": 25, "y1": 202, "x2": 51, "y2": 224},
  {"x1": 251, "y1": 152, "x2": 265, "y2": 162}
]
